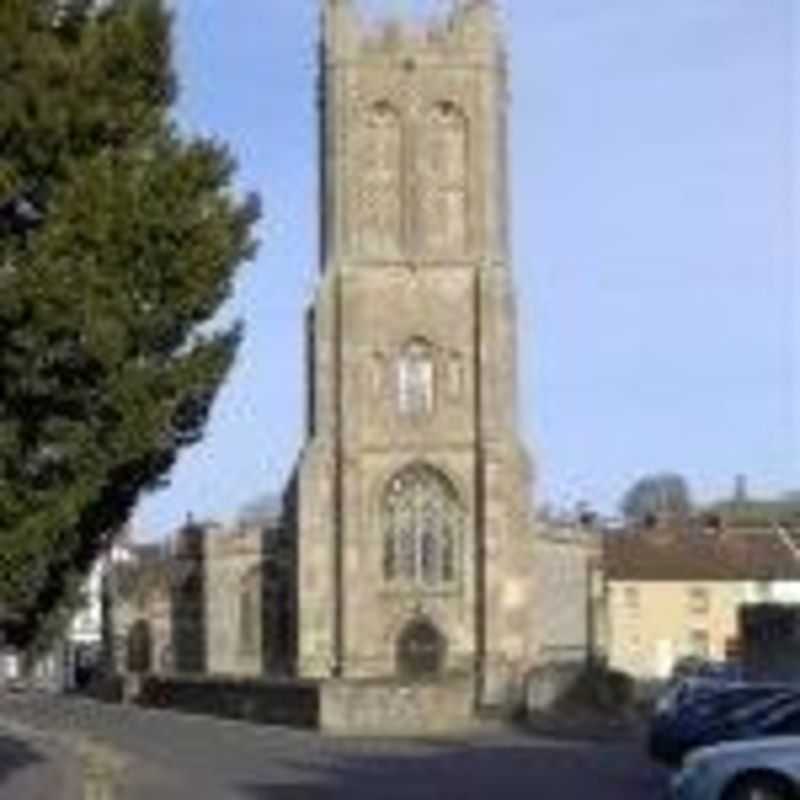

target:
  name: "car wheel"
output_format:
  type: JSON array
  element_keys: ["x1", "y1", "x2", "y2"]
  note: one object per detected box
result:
[{"x1": 723, "y1": 774, "x2": 796, "y2": 800}]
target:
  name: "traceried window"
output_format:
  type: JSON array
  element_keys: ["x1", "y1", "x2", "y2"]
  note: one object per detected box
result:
[
  {"x1": 397, "y1": 339, "x2": 434, "y2": 416},
  {"x1": 383, "y1": 463, "x2": 461, "y2": 587}
]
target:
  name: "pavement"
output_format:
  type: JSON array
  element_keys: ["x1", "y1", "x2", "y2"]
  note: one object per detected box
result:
[
  {"x1": 0, "y1": 692, "x2": 671, "y2": 799},
  {"x1": 0, "y1": 712, "x2": 81, "y2": 800}
]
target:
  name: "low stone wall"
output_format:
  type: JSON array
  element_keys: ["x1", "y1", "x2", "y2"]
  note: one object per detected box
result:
[
  {"x1": 125, "y1": 673, "x2": 481, "y2": 735},
  {"x1": 136, "y1": 674, "x2": 319, "y2": 728},
  {"x1": 319, "y1": 676, "x2": 475, "y2": 736}
]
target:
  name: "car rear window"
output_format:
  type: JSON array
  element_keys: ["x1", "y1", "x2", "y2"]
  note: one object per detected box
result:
[
  {"x1": 687, "y1": 688, "x2": 798, "y2": 723},
  {"x1": 724, "y1": 693, "x2": 800, "y2": 726}
]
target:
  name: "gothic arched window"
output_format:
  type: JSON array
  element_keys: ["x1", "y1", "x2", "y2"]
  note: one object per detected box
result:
[
  {"x1": 383, "y1": 464, "x2": 462, "y2": 587},
  {"x1": 238, "y1": 568, "x2": 260, "y2": 656},
  {"x1": 419, "y1": 101, "x2": 468, "y2": 255},
  {"x1": 355, "y1": 100, "x2": 402, "y2": 256},
  {"x1": 397, "y1": 338, "x2": 434, "y2": 416}
]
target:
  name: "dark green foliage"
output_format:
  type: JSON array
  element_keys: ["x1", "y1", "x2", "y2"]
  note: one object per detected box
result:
[
  {"x1": 0, "y1": 0, "x2": 260, "y2": 647},
  {"x1": 556, "y1": 665, "x2": 636, "y2": 715},
  {"x1": 620, "y1": 472, "x2": 692, "y2": 524}
]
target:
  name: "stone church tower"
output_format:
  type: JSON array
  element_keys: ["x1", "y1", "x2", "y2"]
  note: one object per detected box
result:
[{"x1": 294, "y1": 0, "x2": 538, "y2": 707}]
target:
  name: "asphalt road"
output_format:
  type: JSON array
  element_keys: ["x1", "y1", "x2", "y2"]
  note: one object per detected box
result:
[{"x1": 0, "y1": 693, "x2": 670, "y2": 799}]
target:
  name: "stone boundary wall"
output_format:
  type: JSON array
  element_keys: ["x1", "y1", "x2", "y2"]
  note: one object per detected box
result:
[
  {"x1": 125, "y1": 673, "x2": 480, "y2": 735},
  {"x1": 135, "y1": 674, "x2": 319, "y2": 728},
  {"x1": 318, "y1": 677, "x2": 476, "y2": 736}
]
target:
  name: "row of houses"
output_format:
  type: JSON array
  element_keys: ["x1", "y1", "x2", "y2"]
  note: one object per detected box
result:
[{"x1": 601, "y1": 514, "x2": 800, "y2": 681}]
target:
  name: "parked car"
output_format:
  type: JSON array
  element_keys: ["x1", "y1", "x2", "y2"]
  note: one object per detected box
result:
[
  {"x1": 672, "y1": 736, "x2": 800, "y2": 800},
  {"x1": 650, "y1": 684, "x2": 800, "y2": 766},
  {"x1": 671, "y1": 658, "x2": 743, "y2": 684},
  {"x1": 655, "y1": 677, "x2": 741, "y2": 717}
]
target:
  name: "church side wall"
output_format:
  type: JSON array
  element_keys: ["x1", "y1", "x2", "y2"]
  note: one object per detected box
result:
[{"x1": 205, "y1": 527, "x2": 265, "y2": 677}]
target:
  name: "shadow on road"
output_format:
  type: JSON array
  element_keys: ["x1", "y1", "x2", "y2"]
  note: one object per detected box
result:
[
  {"x1": 234, "y1": 739, "x2": 669, "y2": 800},
  {"x1": 0, "y1": 732, "x2": 45, "y2": 788}
]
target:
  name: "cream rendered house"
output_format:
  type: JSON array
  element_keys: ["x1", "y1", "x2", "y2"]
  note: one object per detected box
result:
[{"x1": 604, "y1": 523, "x2": 800, "y2": 680}]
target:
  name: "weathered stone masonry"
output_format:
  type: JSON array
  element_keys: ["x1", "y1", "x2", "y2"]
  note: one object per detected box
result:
[{"x1": 292, "y1": 0, "x2": 538, "y2": 708}]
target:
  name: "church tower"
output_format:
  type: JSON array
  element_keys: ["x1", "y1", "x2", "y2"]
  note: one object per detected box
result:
[{"x1": 294, "y1": 0, "x2": 538, "y2": 707}]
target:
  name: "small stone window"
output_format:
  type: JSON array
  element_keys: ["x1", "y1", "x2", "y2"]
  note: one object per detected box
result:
[{"x1": 397, "y1": 339, "x2": 435, "y2": 416}]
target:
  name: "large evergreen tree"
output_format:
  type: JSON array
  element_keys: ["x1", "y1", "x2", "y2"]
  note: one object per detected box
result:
[{"x1": 0, "y1": 0, "x2": 259, "y2": 648}]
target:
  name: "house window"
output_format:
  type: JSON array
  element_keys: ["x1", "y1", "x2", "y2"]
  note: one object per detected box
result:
[
  {"x1": 624, "y1": 586, "x2": 640, "y2": 611},
  {"x1": 383, "y1": 463, "x2": 461, "y2": 587},
  {"x1": 756, "y1": 581, "x2": 772, "y2": 602},
  {"x1": 397, "y1": 339, "x2": 434, "y2": 416},
  {"x1": 688, "y1": 587, "x2": 710, "y2": 614},
  {"x1": 688, "y1": 629, "x2": 710, "y2": 659}
]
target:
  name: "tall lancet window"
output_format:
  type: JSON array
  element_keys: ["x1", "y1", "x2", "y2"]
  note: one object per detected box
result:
[
  {"x1": 383, "y1": 464, "x2": 461, "y2": 587},
  {"x1": 356, "y1": 100, "x2": 402, "y2": 257},
  {"x1": 419, "y1": 101, "x2": 468, "y2": 255},
  {"x1": 238, "y1": 567, "x2": 260, "y2": 657},
  {"x1": 397, "y1": 338, "x2": 434, "y2": 417}
]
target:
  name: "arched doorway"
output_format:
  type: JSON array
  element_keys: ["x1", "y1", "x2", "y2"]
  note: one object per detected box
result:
[
  {"x1": 396, "y1": 618, "x2": 446, "y2": 680},
  {"x1": 126, "y1": 619, "x2": 152, "y2": 674}
]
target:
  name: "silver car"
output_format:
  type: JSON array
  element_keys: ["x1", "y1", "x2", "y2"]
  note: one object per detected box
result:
[{"x1": 672, "y1": 736, "x2": 800, "y2": 800}]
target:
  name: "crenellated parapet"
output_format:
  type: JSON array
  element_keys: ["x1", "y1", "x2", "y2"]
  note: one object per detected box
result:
[{"x1": 321, "y1": 0, "x2": 503, "y2": 65}]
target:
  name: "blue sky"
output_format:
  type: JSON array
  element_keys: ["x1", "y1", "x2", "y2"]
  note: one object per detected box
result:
[{"x1": 134, "y1": 0, "x2": 799, "y2": 538}]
